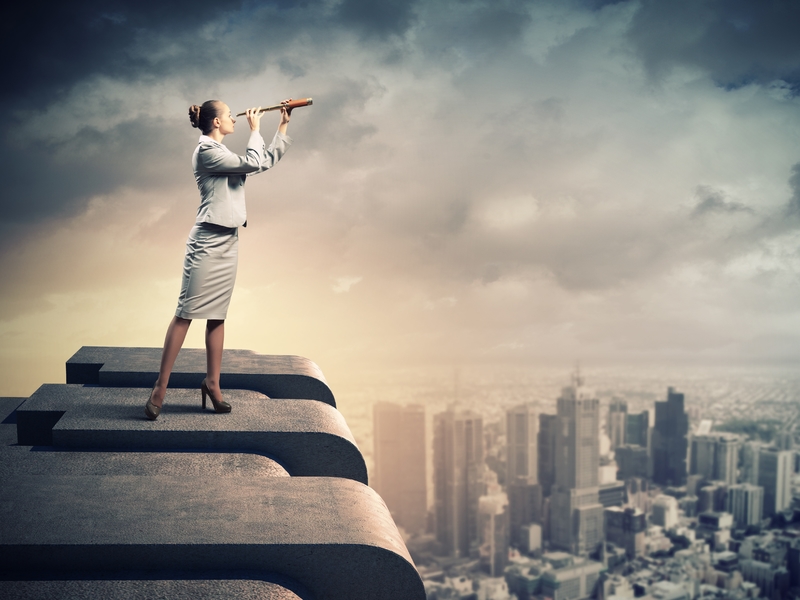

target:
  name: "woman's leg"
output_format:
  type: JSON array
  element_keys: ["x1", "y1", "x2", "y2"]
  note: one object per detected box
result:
[
  {"x1": 150, "y1": 316, "x2": 192, "y2": 407},
  {"x1": 205, "y1": 319, "x2": 225, "y2": 398}
]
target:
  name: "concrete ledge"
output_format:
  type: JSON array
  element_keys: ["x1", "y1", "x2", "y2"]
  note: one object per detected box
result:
[
  {"x1": 0, "y1": 580, "x2": 301, "y2": 600},
  {"x1": 0, "y1": 475, "x2": 424, "y2": 600},
  {"x1": 16, "y1": 385, "x2": 367, "y2": 484},
  {"x1": 66, "y1": 347, "x2": 336, "y2": 407}
]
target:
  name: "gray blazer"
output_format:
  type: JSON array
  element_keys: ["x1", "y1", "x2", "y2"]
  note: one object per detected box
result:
[{"x1": 192, "y1": 130, "x2": 292, "y2": 228}]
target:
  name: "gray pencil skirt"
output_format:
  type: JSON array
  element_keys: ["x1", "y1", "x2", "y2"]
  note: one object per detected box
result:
[{"x1": 175, "y1": 222, "x2": 239, "y2": 320}]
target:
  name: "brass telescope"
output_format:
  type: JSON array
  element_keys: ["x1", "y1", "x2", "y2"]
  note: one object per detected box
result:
[{"x1": 236, "y1": 98, "x2": 313, "y2": 117}]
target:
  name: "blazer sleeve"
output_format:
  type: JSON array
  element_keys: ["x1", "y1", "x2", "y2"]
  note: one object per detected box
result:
[
  {"x1": 248, "y1": 131, "x2": 293, "y2": 176},
  {"x1": 196, "y1": 131, "x2": 292, "y2": 175}
]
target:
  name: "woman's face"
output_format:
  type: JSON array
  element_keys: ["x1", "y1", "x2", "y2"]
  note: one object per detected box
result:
[{"x1": 216, "y1": 103, "x2": 236, "y2": 135}]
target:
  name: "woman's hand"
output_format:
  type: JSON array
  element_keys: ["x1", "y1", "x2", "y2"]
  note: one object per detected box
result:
[
  {"x1": 279, "y1": 98, "x2": 292, "y2": 135},
  {"x1": 245, "y1": 107, "x2": 265, "y2": 132}
]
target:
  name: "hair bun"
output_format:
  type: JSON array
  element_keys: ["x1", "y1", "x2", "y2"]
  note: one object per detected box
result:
[{"x1": 188, "y1": 105, "x2": 202, "y2": 128}]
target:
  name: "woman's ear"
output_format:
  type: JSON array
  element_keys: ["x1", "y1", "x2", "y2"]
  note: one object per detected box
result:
[{"x1": 212, "y1": 116, "x2": 221, "y2": 130}]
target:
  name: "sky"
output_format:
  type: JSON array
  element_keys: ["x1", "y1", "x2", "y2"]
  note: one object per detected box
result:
[{"x1": 2, "y1": 0, "x2": 800, "y2": 397}]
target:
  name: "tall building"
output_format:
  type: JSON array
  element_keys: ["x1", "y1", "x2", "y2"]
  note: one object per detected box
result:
[
  {"x1": 758, "y1": 447, "x2": 793, "y2": 517},
  {"x1": 506, "y1": 403, "x2": 542, "y2": 546},
  {"x1": 433, "y1": 407, "x2": 485, "y2": 557},
  {"x1": 604, "y1": 506, "x2": 646, "y2": 558},
  {"x1": 625, "y1": 410, "x2": 649, "y2": 448},
  {"x1": 652, "y1": 387, "x2": 689, "y2": 487},
  {"x1": 727, "y1": 483, "x2": 764, "y2": 528},
  {"x1": 690, "y1": 433, "x2": 739, "y2": 486},
  {"x1": 690, "y1": 434, "x2": 717, "y2": 480},
  {"x1": 608, "y1": 398, "x2": 627, "y2": 450},
  {"x1": 478, "y1": 472, "x2": 510, "y2": 577},
  {"x1": 538, "y1": 413, "x2": 558, "y2": 497},
  {"x1": 373, "y1": 402, "x2": 427, "y2": 535},
  {"x1": 549, "y1": 373, "x2": 604, "y2": 557},
  {"x1": 616, "y1": 445, "x2": 650, "y2": 480},
  {"x1": 507, "y1": 403, "x2": 539, "y2": 483},
  {"x1": 741, "y1": 441, "x2": 761, "y2": 485},
  {"x1": 715, "y1": 435, "x2": 739, "y2": 485}
]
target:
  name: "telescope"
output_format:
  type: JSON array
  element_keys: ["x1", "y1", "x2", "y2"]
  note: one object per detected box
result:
[{"x1": 236, "y1": 98, "x2": 313, "y2": 117}]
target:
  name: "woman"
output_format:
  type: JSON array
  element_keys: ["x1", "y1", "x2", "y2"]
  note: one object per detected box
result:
[{"x1": 144, "y1": 99, "x2": 293, "y2": 420}]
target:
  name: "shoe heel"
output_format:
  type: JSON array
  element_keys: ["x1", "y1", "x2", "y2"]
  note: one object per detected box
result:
[{"x1": 201, "y1": 384, "x2": 207, "y2": 410}]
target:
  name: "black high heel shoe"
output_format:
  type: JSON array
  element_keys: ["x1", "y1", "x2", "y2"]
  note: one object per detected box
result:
[
  {"x1": 144, "y1": 386, "x2": 162, "y2": 421},
  {"x1": 201, "y1": 378, "x2": 231, "y2": 413}
]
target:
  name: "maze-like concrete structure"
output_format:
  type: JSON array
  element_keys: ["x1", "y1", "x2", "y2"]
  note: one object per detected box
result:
[{"x1": 1, "y1": 347, "x2": 425, "y2": 600}]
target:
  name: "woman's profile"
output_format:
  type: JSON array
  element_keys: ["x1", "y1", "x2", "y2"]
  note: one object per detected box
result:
[{"x1": 144, "y1": 99, "x2": 293, "y2": 420}]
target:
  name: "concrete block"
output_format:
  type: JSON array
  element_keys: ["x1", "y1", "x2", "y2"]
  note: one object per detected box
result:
[
  {"x1": 66, "y1": 347, "x2": 336, "y2": 407},
  {"x1": 0, "y1": 473, "x2": 425, "y2": 600},
  {"x1": 0, "y1": 580, "x2": 302, "y2": 600},
  {"x1": 16, "y1": 384, "x2": 367, "y2": 484}
]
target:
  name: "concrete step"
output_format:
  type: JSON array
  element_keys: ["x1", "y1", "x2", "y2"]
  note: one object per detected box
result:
[
  {"x1": 16, "y1": 384, "x2": 367, "y2": 484},
  {"x1": 0, "y1": 468, "x2": 424, "y2": 600},
  {"x1": 66, "y1": 346, "x2": 336, "y2": 407}
]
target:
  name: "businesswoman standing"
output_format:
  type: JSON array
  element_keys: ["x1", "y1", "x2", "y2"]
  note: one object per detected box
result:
[{"x1": 144, "y1": 99, "x2": 292, "y2": 420}]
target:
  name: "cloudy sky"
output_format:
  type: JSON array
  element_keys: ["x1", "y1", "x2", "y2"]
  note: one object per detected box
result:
[{"x1": 2, "y1": 0, "x2": 800, "y2": 396}]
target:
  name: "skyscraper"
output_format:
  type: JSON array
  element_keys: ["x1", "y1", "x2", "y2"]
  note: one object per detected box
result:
[
  {"x1": 434, "y1": 406, "x2": 485, "y2": 557},
  {"x1": 506, "y1": 403, "x2": 542, "y2": 546},
  {"x1": 714, "y1": 435, "x2": 739, "y2": 485},
  {"x1": 727, "y1": 483, "x2": 764, "y2": 528},
  {"x1": 690, "y1": 434, "x2": 717, "y2": 480},
  {"x1": 373, "y1": 402, "x2": 427, "y2": 534},
  {"x1": 479, "y1": 472, "x2": 510, "y2": 576},
  {"x1": 625, "y1": 410, "x2": 649, "y2": 448},
  {"x1": 741, "y1": 441, "x2": 761, "y2": 485},
  {"x1": 652, "y1": 387, "x2": 689, "y2": 487},
  {"x1": 538, "y1": 414, "x2": 557, "y2": 498},
  {"x1": 608, "y1": 398, "x2": 627, "y2": 450},
  {"x1": 507, "y1": 403, "x2": 539, "y2": 484},
  {"x1": 549, "y1": 373, "x2": 604, "y2": 556},
  {"x1": 758, "y1": 447, "x2": 793, "y2": 517}
]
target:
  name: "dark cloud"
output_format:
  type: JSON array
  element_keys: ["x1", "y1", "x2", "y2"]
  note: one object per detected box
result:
[
  {"x1": 0, "y1": 118, "x2": 185, "y2": 223},
  {"x1": 336, "y1": 0, "x2": 419, "y2": 38},
  {"x1": 627, "y1": 0, "x2": 800, "y2": 90},
  {"x1": 691, "y1": 185, "x2": 754, "y2": 217},
  {"x1": 416, "y1": 0, "x2": 533, "y2": 58}
]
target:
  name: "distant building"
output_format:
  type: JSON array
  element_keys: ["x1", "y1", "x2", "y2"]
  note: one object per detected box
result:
[
  {"x1": 538, "y1": 414, "x2": 557, "y2": 498},
  {"x1": 726, "y1": 483, "x2": 764, "y2": 527},
  {"x1": 507, "y1": 403, "x2": 539, "y2": 484},
  {"x1": 506, "y1": 403, "x2": 542, "y2": 546},
  {"x1": 651, "y1": 495, "x2": 679, "y2": 529},
  {"x1": 549, "y1": 374, "x2": 604, "y2": 557},
  {"x1": 740, "y1": 441, "x2": 761, "y2": 485},
  {"x1": 608, "y1": 398, "x2": 627, "y2": 450},
  {"x1": 433, "y1": 406, "x2": 485, "y2": 557},
  {"x1": 604, "y1": 506, "x2": 646, "y2": 558},
  {"x1": 697, "y1": 481, "x2": 727, "y2": 513},
  {"x1": 598, "y1": 481, "x2": 627, "y2": 508},
  {"x1": 625, "y1": 410, "x2": 649, "y2": 448},
  {"x1": 616, "y1": 444, "x2": 650, "y2": 480},
  {"x1": 690, "y1": 434, "x2": 717, "y2": 480},
  {"x1": 478, "y1": 472, "x2": 510, "y2": 577},
  {"x1": 539, "y1": 552, "x2": 604, "y2": 600},
  {"x1": 690, "y1": 432, "x2": 739, "y2": 486},
  {"x1": 758, "y1": 447, "x2": 793, "y2": 517},
  {"x1": 714, "y1": 435, "x2": 739, "y2": 485},
  {"x1": 373, "y1": 402, "x2": 427, "y2": 534},
  {"x1": 740, "y1": 559, "x2": 790, "y2": 599},
  {"x1": 696, "y1": 511, "x2": 733, "y2": 552},
  {"x1": 652, "y1": 388, "x2": 689, "y2": 487},
  {"x1": 647, "y1": 580, "x2": 691, "y2": 600}
]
